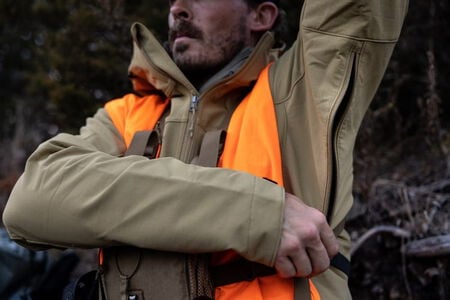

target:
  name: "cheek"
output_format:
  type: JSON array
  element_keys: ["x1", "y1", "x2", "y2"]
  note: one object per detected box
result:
[
  {"x1": 201, "y1": 16, "x2": 235, "y2": 42},
  {"x1": 201, "y1": 7, "x2": 241, "y2": 33}
]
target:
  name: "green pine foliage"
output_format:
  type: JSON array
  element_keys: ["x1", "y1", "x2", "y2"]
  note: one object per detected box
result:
[{"x1": 1, "y1": 0, "x2": 170, "y2": 138}]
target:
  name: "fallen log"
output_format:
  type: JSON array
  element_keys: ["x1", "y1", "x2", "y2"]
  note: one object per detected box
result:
[
  {"x1": 351, "y1": 225, "x2": 411, "y2": 256},
  {"x1": 403, "y1": 234, "x2": 450, "y2": 257}
]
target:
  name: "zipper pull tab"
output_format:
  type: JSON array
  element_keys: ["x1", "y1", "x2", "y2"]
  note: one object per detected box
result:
[
  {"x1": 190, "y1": 95, "x2": 199, "y2": 112},
  {"x1": 189, "y1": 95, "x2": 199, "y2": 138}
]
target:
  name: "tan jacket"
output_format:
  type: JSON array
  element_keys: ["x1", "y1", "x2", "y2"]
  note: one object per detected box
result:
[{"x1": 4, "y1": 1, "x2": 408, "y2": 298}]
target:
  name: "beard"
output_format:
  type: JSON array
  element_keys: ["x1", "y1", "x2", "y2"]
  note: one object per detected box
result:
[{"x1": 168, "y1": 19, "x2": 248, "y2": 84}]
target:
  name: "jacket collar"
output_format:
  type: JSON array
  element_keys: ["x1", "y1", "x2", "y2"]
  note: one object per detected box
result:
[{"x1": 128, "y1": 22, "x2": 280, "y2": 98}]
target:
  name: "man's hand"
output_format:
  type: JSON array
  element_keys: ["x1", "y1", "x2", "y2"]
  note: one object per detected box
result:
[{"x1": 275, "y1": 193, "x2": 339, "y2": 278}]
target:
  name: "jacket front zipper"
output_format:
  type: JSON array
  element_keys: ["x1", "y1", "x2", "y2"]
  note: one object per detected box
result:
[{"x1": 189, "y1": 95, "x2": 199, "y2": 138}]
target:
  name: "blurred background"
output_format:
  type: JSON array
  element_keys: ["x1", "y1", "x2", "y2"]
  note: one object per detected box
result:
[{"x1": 0, "y1": 0, "x2": 449, "y2": 299}]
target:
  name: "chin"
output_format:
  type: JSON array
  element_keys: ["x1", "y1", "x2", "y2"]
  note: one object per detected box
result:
[{"x1": 173, "y1": 52, "x2": 204, "y2": 69}]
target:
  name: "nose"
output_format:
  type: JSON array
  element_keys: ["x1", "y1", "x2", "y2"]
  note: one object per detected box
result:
[{"x1": 169, "y1": 0, "x2": 191, "y2": 22}]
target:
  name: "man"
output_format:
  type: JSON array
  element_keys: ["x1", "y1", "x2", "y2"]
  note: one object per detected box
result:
[{"x1": 3, "y1": 0, "x2": 408, "y2": 299}]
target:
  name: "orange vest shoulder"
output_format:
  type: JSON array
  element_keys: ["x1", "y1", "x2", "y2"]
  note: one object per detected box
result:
[{"x1": 104, "y1": 93, "x2": 169, "y2": 147}]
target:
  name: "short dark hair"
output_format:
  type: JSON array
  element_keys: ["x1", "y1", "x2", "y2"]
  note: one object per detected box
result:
[
  {"x1": 250, "y1": 0, "x2": 279, "y2": 5},
  {"x1": 245, "y1": 0, "x2": 279, "y2": 8},
  {"x1": 271, "y1": 9, "x2": 288, "y2": 48}
]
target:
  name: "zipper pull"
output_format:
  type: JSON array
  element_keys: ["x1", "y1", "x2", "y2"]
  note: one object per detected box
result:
[
  {"x1": 190, "y1": 95, "x2": 199, "y2": 112},
  {"x1": 189, "y1": 95, "x2": 199, "y2": 138}
]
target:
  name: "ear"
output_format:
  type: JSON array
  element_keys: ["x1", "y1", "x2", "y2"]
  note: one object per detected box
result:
[{"x1": 248, "y1": 2, "x2": 279, "y2": 33}]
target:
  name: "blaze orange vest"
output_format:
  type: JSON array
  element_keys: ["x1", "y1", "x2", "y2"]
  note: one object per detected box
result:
[{"x1": 105, "y1": 66, "x2": 319, "y2": 300}]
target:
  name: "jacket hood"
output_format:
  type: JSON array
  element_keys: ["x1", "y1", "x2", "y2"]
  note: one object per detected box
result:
[{"x1": 127, "y1": 22, "x2": 281, "y2": 98}]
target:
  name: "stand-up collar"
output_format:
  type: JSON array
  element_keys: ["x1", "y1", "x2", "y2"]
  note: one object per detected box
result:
[{"x1": 128, "y1": 23, "x2": 280, "y2": 98}]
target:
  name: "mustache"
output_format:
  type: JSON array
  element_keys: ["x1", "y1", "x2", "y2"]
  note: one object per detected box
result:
[{"x1": 168, "y1": 20, "x2": 203, "y2": 43}]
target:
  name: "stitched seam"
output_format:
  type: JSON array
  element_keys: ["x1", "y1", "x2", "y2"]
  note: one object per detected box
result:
[
  {"x1": 247, "y1": 178, "x2": 256, "y2": 258},
  {"x1": 274, "y1": 71, "x2": 305, "y2": 105},
  {"x1": 271, "y1": 187, "x2": 285, "y2": 266},
  {"x1": 302, "y1": 26, "x2": 399, "y2": 43}
]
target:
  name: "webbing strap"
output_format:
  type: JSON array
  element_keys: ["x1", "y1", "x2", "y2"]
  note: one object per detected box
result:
[
  {"x1": 331, "y1": 253, "x2": 350, "y2": 276},
  {"x1": 125, "y1": 130, "x2": 159, "y2": 158},
  {"x1": 211, "y1": 258, "x2": 276, "y2": 287},
  {"x1": 210, "y1": 253, "x2": 349, "y2": 290},
  {"x1": 331, "y1": 219, "x2": 350, "y2": 276},
  {"x1": 124, "y1": 105, "x2": 168, "y2": 158},
  {"x1": 197, "y1": 130, "x2": 226, "y2": 167},
  {"x1": 294, "y1": 278, "x2": 311, "y2": 300}
]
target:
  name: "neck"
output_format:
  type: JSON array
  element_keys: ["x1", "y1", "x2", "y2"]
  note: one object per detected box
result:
[{"x1": 183, "y1": 66, "x2": 223, "y2": 90}]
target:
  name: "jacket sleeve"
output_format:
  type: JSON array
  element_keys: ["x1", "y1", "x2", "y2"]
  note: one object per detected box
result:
[
  {"x1": 268, "y1": 1, "x2": 408, "y2": 296},
  {"x1": 3, "y1": 107, "x2": 284, "y2": 266},
  {"x1": 269, "y1": 0, "x2": 408, "y2": 227}
]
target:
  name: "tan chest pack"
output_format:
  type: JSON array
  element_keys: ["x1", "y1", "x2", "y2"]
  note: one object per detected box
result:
[{"x1": 97, "y1": 128, "x2": 278, "y2": 300}]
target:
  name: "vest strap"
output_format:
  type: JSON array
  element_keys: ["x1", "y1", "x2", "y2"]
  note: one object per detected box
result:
[
  {"x1": 197, "y1": 130, "x2": 227, "y2": 168},
  {"x1": 330, "y1": 253, "x2": 350, "y2": 276},
  {"x1": 331, "y1": 219, "x2": 350, "y2": 276},
  {"x1": 210, "y1": 253, "x2": 349, "y2": 289},
  {"x1": 294, "y1": 278, "x2": 311, "y2": 300},
  {"x1": 125, "y1": 130, "x2": 159, "y2": 159},
  {"x1": 211, "y1": 258, "x2": 276, "y2": 287}
]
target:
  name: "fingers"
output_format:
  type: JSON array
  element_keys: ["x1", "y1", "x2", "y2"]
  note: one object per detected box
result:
[
  {"x1": 277, "y1": 239, "x2": 331, "y2": 278},
  {"x1": 275, "y1": 236, "x2": 312, "y2": 278},
  {"x1": 305, "y1": 210, "x2": 339, "y2": 275},
  {"x1": 319, "y1": 219, "x2": 339, "y2": 258},
  {"x1": 275, "y1": 235, "x2": 328, "y2": 278},
  {"x1": 275, "y1": 255, "x2": 298, "y2": 278},
  {"x1": 286, "y1": 243, "x2": 312, "y2": 277},
  {"x1": 303, "y1": 225, "x2": 332, "y2": 276},
  {"x1": 275, "y1": 193, "x2": 340, "y2": 278}
]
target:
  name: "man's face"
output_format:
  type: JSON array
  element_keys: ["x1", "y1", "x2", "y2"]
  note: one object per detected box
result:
[{"x1": 168, "y1": 0, "x2": 253, "y2": 76}]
